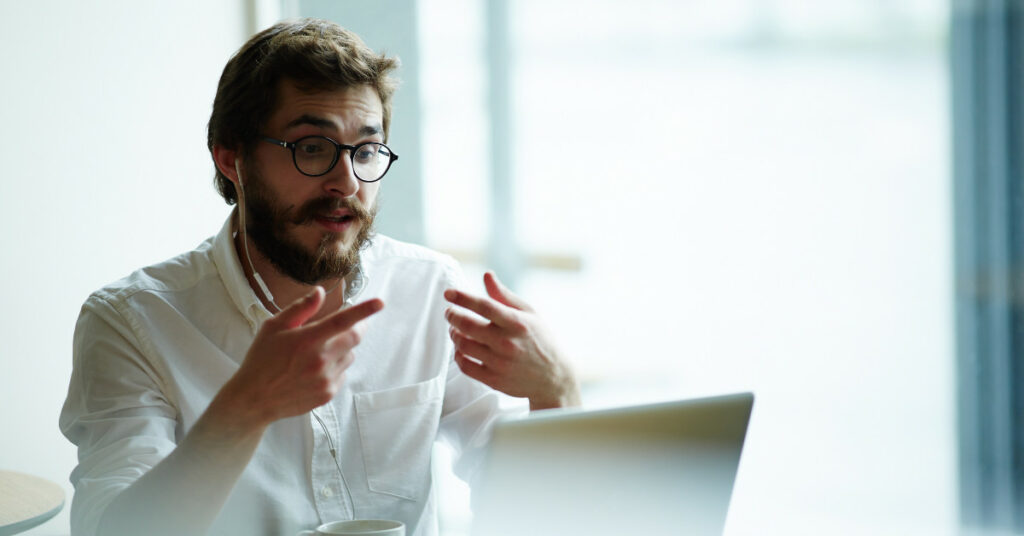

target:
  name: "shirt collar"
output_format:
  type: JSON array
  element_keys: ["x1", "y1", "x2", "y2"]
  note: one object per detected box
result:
[
  {"x1": 211, "y1": 210, "x2": 371, "y2": 325},
  {"x1": 211, "y1": 210, "x2": 266, "y2": 325}
]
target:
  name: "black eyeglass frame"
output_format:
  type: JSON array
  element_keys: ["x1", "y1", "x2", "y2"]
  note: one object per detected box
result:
[{"x1": 261, "y1": 135, "x2": 399, "y2": 182}]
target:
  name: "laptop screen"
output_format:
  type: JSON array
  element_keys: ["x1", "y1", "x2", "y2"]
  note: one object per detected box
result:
[{"x1": 471, "y1": 392, "x2": 754, "y2": 536}]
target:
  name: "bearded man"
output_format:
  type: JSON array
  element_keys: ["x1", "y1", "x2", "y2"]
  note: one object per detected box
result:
[{"x1": 60, "y1": 18, "x2": 579, "y2": 536}]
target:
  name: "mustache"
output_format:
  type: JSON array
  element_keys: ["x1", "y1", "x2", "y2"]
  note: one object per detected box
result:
[{"x1": 292, "y1": 197, "x2": 373, "y2": 225}]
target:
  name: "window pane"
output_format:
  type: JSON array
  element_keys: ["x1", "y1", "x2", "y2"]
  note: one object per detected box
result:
[
  {"x1": 421, "y1": 1, "x2": 953, "y2": 534},
  {"x1": 420, "y1": 0, "x2": 490, "y2": 253},
  {"x1": 512, "y1": 1, "x2": 953, "y2": 534}
]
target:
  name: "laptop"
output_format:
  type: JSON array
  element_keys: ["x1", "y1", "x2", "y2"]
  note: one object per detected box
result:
[{"x1": 470, "y1": 392, "x2": 754, "y2": 536}]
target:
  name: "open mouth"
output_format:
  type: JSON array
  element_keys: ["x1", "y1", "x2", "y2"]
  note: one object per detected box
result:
[
  {"x1": 318, "y1": 214, "x2": 355, "y2": 224},
  {"x1": 311, "y1": 213, "x2": 357, "y2": 233}
]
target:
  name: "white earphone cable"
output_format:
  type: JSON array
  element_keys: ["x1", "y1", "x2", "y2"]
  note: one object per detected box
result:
[
  {"x1": 234, "y1": 159, "x2": 283, "y2": 313},
  {"x1": 312, "y1": 410, "x2": 358, "y2": 519},
  {"x1": 233, "y1": 159, "x2": 356, "y2": 518}
]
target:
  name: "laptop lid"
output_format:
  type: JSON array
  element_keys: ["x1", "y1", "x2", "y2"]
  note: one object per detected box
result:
[{"x1": 470, "y1": 392, "x2": 754, "y2": 536}]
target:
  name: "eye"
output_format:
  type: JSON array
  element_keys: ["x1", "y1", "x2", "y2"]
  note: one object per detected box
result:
[
  {"x1": 354, "y1": 144, "x2": 384, "y2": 163},
  {"x1": 295, "y1": 138, "x2": 332, "y2": 158}
]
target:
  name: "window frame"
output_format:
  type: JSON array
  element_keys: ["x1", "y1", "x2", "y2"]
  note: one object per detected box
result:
[{"x1": 951, "y1": 0, "x2": 1024, "y2": 531}]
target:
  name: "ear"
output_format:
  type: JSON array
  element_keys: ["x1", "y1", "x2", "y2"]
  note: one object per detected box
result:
[{"x1": 212, "y1": 144, "x2": 241, "y2": 185}]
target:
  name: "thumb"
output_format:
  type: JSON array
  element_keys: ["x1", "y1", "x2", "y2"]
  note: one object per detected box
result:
[
  {"x1": 484, "y1": 272, "x2": 532, "y2": 312},
  {"x1": 272, "y1": 286, "x2": 326, "y2": 330}
]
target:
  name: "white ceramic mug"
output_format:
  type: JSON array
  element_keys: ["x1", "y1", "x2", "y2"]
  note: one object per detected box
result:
[{"x1": 298, "y1": 519, "x2": 405, "y2": 536}]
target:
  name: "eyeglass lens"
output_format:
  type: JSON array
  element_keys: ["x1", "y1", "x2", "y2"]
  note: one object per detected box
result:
[{"x1": 293, "y1": 137, "x2": 394, "y2": 180}]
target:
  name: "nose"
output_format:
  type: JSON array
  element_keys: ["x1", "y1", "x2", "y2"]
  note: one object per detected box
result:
[{"x1": 321, "y1": 151, "x2": 360, "y2": 198}]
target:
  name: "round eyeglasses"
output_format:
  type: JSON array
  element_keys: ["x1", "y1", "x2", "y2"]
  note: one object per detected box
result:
[{"x1": 261, "y1": 135, "x2": 399, "y2": 182}]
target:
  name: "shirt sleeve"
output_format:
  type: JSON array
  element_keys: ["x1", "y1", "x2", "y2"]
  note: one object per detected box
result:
[
  {"x1": 434, "y1": 263, "x2": 528, "y2": 491},
  {"x1": 59, "y1": 293, "x2": 179, "y2": 536}
]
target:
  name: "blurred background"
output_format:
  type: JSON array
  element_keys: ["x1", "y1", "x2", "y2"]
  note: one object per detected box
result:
[{"x1": 2, "y1": 0, "x2": 1019, "y2": 535}]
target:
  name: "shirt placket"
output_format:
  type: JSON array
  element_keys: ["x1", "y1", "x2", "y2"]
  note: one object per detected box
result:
[
  {"x1": 305, "y1": 265, "x2": 368, "y2": 523},
  {"x1": 310, "y1": 402, "x2": 353, "y2": 522}
]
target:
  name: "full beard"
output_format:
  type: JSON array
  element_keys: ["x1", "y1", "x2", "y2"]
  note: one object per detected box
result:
[{"x1": 241, "y1": 164, "x2": 377, "y2": 285}]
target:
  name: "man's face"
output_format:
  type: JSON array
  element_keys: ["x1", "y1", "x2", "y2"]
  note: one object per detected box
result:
[{"x1": 240, "y1": 81, "x2": 384, "y2": 285}]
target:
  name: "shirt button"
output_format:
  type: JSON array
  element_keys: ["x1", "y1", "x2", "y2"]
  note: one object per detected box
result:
[{"x1": 321, "y1": 486, "x2": 333, "y2": 498}]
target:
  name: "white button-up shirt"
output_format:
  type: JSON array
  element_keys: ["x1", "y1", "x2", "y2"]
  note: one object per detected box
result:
[{"x1": 60, "y1": 215, "x2": 518, "y2": 536}]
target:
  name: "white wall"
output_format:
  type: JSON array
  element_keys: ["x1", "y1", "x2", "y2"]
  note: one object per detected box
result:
[{"x1": 0, "y1": 2, "x2": 247, "y2": 533}]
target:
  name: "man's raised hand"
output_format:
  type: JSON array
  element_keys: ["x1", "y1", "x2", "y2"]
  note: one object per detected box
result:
[
  {"x1": 443, "y1": 272, "x2": 580, "y2": 410},
  {"x1": 220, "y1": 286, "x2": 384, "y2": 428}
]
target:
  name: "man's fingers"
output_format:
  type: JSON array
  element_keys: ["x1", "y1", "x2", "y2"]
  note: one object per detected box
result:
[
  {"x1": 445, "y1": 308, "x2": 502, "y2": 346},
  {"x1": 483, "y1": 272, "x2": 532, "y2": 312},
  {"x1": 325, "y1": 328, "x2": 363, "y2": 354},
  {"x1": 304, "y1": 298, "x2": 384, "y2": 341},
  {"x1": 454, "y1": 351, "x2": 501, "y2": 388},
  {"x1": 450, "y1": 327, "x2": 505, "y2": 368},
  {"x1": 272, "y1": 286, "x2": 326, "y2": 330},
  {"x1": 323, "y1": 345, "x2": 357, "y2": 374},
  {"x1": 443, "y1": 289, "x2": 517, "y2": 329}
]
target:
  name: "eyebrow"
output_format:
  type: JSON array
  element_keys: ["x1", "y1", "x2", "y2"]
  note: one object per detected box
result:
[
  {"x1": 284, "y1": 114, "x2": 383, "y2": 138},
  {"x1": 284, "y1": 114, "x2": 335, "y2": 130}
]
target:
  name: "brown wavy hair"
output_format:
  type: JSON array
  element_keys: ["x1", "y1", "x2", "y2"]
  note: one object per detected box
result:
[{"x1": 207, "y1": 18, "x2": 399, "y2": 205}]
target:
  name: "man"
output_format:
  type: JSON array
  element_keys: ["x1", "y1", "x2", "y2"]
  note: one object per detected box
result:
[{"x1": 60, "y1": 19, "x2": 579, "y2": 536}]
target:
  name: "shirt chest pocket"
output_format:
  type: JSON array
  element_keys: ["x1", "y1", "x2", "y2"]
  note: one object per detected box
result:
[{"x1": 353, "y1": 373, "x2": 445, "y2": 500}]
